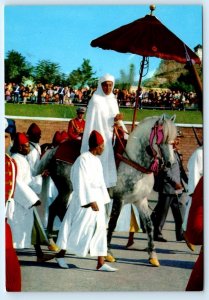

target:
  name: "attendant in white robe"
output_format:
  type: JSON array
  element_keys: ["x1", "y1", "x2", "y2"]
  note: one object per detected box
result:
[
  {"x1": 27, "y1": 123, "x2": 59, "y2": 252},
  {"x1": 55, "y1": 130, "x2": 117, "y2": 272},
  {"x1": 9, "y1": 132, "x2": 54, "y2": 262},
  {"x1": 81, "y1": 74, "x2": 124, "y2": 188},
  {"x1": 26, "y1": 122, "x2": 42, "y2": 176},
  {"x1": 182, "y1": 146, "x2": 203, "y2": 251}
]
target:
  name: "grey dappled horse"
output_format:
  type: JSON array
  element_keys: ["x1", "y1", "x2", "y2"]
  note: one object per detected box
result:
[
  {"x1": 38, "y1": 114, "x2": 177, "y2": 265},
  {"x1": 107, "y1": 114, "x2": 177, "y2": 265}
]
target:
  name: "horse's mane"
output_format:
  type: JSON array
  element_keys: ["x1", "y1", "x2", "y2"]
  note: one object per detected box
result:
[{"x1": 125, "y1": 115, "x2": 177, "y2": 165}]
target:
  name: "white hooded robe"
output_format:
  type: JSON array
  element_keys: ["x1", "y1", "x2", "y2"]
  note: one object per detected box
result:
[{"x1": 81, "y1": 74, "x2": 119, "y2": 188}]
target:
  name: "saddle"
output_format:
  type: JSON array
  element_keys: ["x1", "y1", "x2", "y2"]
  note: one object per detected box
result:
[{"x1": 54, "y1": 139, "x2": 81, "y2": 164}]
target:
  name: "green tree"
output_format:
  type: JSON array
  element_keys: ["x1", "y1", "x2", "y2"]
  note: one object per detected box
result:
[
  {"x1": 67, "y1": 59, "x2": 97, "y2": 89},
  {"x1": 116, "y1": 64, "x2": 136, "y2": 90},
  {"x1": 5, "y1": 50, "x2": 33, "y2": 83},
  {"x1": 33, "y1": 60, "x2": 62, "y2": 85}
]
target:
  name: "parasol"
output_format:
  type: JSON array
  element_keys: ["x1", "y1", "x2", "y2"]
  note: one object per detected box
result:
[{"x1": 91, "y1": 5, "x2": 202, "y2": 130}]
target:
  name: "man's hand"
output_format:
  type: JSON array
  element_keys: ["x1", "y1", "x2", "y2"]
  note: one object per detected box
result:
[
  {"x1": 41, "y1": 169, "x2": 50, "y2": 177},
  {"x1": 175, "y1": 183, "x2": 183, "y2": 190},
  {"x1": 90, "y1": 202, "x2": 99, "y2": 211}
]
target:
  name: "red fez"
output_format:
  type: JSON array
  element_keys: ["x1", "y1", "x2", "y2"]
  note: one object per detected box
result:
[
  {"x1": 52, "y1": 131, "x2": 68, "y2": 146},
  {"x1": 27, "y1": 123, "x2": 41, "y2": 136},
  {"x1": 14, "y1": 132, "x2": 29, "y2": 146},
  {"x1": 52, "y1": 131, "x2": 62, "y2": 145},
  {"x1": 89, "y1": 130, "x2": 104, "y2": 149}
]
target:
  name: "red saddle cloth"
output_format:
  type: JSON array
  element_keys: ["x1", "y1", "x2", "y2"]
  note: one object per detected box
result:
[{"x1": 54, "y1": 139, "x2": 81, "y2": 164}]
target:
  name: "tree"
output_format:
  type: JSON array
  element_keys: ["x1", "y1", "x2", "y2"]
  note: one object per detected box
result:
[
  {"x1": 5, "y1": 50, "x2": 33, "y2": 83},
  {"x1": 67, "y1": 59, "x2": 97, "y2": 89},
  {"x1": 116, "y1": 63, "x2": 136, "y2": 90},
  {"x1": 33, "y1": 60, "x2": 62, "y2": 85}
]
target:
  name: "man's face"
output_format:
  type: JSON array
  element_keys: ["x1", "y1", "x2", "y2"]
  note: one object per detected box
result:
[
  {"x1": 101, "y1": 81, "x2": 113, "y2": 95},
  {"x1": 95, "y1": 143, "x2": 104, "y2": 156},
  {"x1": 19, "y1": 143, "x2": 31, "y2": 156},
  {"x1": 77, "y1": 112, "x2": 84, "y2": 120},
  {"x1": 30, "y1": 133, "x2": 41, "y2": 143},
  {"x1": 5, "y1": 132, "x2": 11, "y2": 152}
]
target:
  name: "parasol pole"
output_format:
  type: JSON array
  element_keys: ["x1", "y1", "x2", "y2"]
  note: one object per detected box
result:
[
  {"x1": 188, "y1": 62, "x2": 202, "y2": 111},
  {"x1": 131, "y1": 5, "x2": 156, "y2": 131},
  {"x1": 184, "y1": 43, "x2": 202, "y2": 111},
  {"x1": 131, "y1": 56, "x2": 146, "y2": 131}
]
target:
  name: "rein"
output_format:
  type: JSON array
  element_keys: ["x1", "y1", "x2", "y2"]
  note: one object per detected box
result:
[{"x1": 113, "y1": 120, "x2": 164, "y2": 174}]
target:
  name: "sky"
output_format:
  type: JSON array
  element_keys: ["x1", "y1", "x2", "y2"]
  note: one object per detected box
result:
[
  {"x1": 4, "y1": 4, "x2": 202, "y2": 82},
  {"x1": 0, "y1": 1, "x2": 209, "y2": 300}
]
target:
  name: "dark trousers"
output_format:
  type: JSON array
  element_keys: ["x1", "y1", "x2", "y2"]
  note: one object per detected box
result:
[
  {"x1": 152, "y1": 193, "x2": 183, "y2": 240},
  {"x1": 59, "y1": 94, "x2": 64, "y2": 104}
]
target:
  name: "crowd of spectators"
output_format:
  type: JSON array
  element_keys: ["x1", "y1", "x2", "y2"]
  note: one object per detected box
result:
[
  {"x1": 4, "y1": 82, "x2": 95, "y2": 105},
  {"x1": 5, "y1": 82, "x2": 199, "y2": 110},
  {"x1": 116, "y1": 88, "x2": 199, "y2": 110}
]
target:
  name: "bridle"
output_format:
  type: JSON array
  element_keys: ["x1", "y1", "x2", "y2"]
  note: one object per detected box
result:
[{"x1": 113, "y1": 119, "x2": 165, "y2": 175}]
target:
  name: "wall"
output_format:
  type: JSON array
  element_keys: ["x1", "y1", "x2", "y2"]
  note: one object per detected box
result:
[{"x1": 13, "y1": 118, "x2": 203, "y2": 170}]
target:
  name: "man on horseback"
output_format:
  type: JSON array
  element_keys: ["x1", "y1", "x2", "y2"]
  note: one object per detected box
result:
[
  {"x1": 81, "y1": 73, "x2": 125, "y2": 189},
  {"x1": 67, "y1": 107, "x2": 86, "y2": 141}
]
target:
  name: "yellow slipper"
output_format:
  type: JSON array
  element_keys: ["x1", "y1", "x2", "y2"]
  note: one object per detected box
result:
[
  {"x1": 104, "y1": 255, "x2": 116, "y2": 263},
  {"x1": 48, "y1": 243, "x2": 60, "y2": 252},
  {"x1": 149, "y1": 257, "x2": 160, "y2": 267}
]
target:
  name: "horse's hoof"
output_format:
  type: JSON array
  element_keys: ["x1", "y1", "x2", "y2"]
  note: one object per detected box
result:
[
  {"x1": 105, "y1": 255, "x2": 116, "y2": 263},
  {"x1": 149, "y1": 258, "x2": 160, "y2": 267}
]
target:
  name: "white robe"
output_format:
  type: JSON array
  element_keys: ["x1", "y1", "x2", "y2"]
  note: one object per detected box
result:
[
  {"x1": 8, "y1": 153, "x2": 43, "y2": 249},
  {"x1": 27, "y1": 142, "x2": 41, "y2": 176},
  {"x1": 56, "y1": 151, "x2": 110, "y2": 257},
  {"x1": 81, "y1": 75, "x2": 119, "y2": 188},
  {"x1": 187, "y1": 146, "x2": 203, "y2": 196},
  {"x1": 115, "y1": 203, "x2": 141, "y2": 232},
  {"x1": 182, "y1": 146, "x2": 203, "y2": 231}
]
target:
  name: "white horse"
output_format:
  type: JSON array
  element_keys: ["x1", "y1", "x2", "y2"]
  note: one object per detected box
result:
[
  {"x1": 107, "y1": 114, "x2": 177, "y2": 266},
  {"x1": 38, "y1": 114, "x2": 177, "y2": 267}
]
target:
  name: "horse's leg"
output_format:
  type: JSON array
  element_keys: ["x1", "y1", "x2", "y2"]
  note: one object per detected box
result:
[
  {"x1": 107, "y1": 194, "x2": 123, "y2": 247},
  {"x1": 135, "y1": 197, "x2": 160, "y2": 267},
  {"x1": 47, "y1": 161, "x2": 72, "y2": 249}
]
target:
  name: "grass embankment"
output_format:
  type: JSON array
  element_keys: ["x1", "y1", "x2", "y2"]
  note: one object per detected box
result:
[{"x1": 5, "y1": 103, "x2": 203, "y2": 124}]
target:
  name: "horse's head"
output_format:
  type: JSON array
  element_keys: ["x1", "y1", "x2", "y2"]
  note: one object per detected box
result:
[
  {"x1": 152, "y1": 114, "x2": 177, "y2": 167},
  {"x1": 126, "y1": 114, "x2": 177, "y2": 170}
]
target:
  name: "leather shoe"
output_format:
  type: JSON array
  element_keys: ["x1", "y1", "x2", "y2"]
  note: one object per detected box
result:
[
  {"x1": 37, "y1": 253, "x2": 55, "y2": 263},
  {"x1": 176, "y1": 235, "x2": 184, "y2": 241},
  {"x1": 154, "y1": 235, "x2": 167, "y2": 242}
]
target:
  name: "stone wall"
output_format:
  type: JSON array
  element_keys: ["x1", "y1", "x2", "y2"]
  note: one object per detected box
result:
[{"x1": 13, "y1": 117, "x2": 203, "y2": 171}]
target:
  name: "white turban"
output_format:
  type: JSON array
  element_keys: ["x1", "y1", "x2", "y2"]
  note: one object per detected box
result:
[{"x1": 95, "y1": 74, "x2": 115, "y2": 98}]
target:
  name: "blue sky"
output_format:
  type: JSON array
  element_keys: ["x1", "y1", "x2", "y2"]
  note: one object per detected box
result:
[{"x1": 4, "y1": 4, "x2": 202, "y2": 81}]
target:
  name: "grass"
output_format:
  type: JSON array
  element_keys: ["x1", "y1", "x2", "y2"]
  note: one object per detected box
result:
[{"x1": 5, "y1": 103, "x2": 203, "y2": 124}]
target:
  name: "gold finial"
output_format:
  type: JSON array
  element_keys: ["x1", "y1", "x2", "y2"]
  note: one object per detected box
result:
[{"x1": 149, "y1": 4, "x2": 156, "y2": 15}]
